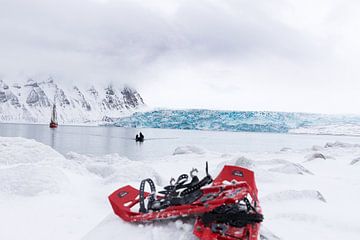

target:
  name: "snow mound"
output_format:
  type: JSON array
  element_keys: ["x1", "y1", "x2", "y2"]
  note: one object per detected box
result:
[
  {"x1": 83, "y1": 215, "x2": 196, "y2": 240},
  {"x1": 234, "y1": 156, "x2": 256, "y2": 169},
  {"x1": 257, "y1": 159, "x2": 293, "y2": 165},
  {"x1": 324, "y1": 141, "x2": 360, "y2": 148},
  {"x1": 216, "y1": 156, "x2": 255, "y2": 174},
  {"x1": 0, "y1": 137, "x2": 64, "y2": 166},
  {"x1": 105, "y1": 164, "x2": 162, "y2": 186},
  {"x1": 66, "y1": 152, "x2": 162, "y2": 185},
  {"x1": 0, "y1": 137, "x2": 70, "y2": 196},
  {"x1": 260, "y1": 227, "x2": 282, "y2": 240},
  {"x1": 311, "y1": 145, "x2": 323, "y2": 151},
  {"x1": 280, "y1": 147, "x2": 292, "y2": 152},
  {"x1": 350, "y1": 157, "x2": 360, "y2": 165},
  {"x1": 0, "y1": 165, "x2": 68, "y2": 196},
  {"x1": 269, "y1": 163, "x2": 313, "y2": 175},
  {"x1": 274, "y1": 213, "x2": 320, "y2": 223},
  {"x1": 66, "y1": 152, "x2": 126, "y2": 177},
  {"x1": 261, "y1": 190, "x2": 326, "y2": 203},
  {"x1": 173, "y1": 146, "x2": 206, "y2": 155}
]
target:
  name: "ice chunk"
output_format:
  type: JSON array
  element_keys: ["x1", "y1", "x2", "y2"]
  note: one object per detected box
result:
[
  {"x1": 305, "y1": 153, "x2": 327, "y2": 161},
  {"x1": 280, "y1": 147, "x2": 292, "y2": 152},
  {"x1": 324, "y1": 141, "x2": 360, "y2": 148},
  {"x1": 173, "y1": 146, "x2": 205, "y2": 155},
  {"x1": 350, "y1": 157, "x2": 360, "y2": 165},
  {"x1": 311, "y1": 145, "x2": 323, "y2": 151},
  {"x1": 261, "y1": 190, "x2": 326, "y2": 203},
  {"x1": 269, "y1": 163, "x2": 313, "y2": 175}
]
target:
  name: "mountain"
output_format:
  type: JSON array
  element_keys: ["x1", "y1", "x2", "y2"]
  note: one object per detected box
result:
[{"x1": 0, "y1": 78, "x2": 145, "y2": 124}]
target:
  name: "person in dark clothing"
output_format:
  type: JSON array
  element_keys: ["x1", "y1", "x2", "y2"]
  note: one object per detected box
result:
[{"x1": 135, "y1": 132, "x2": 144, "y2": 142}]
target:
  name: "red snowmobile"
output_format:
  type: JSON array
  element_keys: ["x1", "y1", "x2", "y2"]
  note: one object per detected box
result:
[{"x1": 108, "y1": 163, "x2": 263, "y2": 240}]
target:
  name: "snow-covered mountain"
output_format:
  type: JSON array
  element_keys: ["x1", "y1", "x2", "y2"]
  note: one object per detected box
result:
[{"x1": 0, "y1": 78, "x2": 145, "y2": 124}]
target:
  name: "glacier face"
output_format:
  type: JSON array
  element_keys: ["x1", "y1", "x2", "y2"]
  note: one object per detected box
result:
[
  {"x1": 0, "y1": 78, "x2": 145, "y2": 123},
  {"x1": 113, "y1": 109, "x2": 360, "y2": 135}
]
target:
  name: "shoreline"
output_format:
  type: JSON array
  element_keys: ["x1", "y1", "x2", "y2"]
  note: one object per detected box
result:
[{"x1": 1, "y1": 121, "x2": 360, "y2": 138}]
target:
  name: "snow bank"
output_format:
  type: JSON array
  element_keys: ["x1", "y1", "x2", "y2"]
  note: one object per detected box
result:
[
  {"x1": 0, "y1": 165, "x2": 68, "y2": 196},
  {"x1": 0, "y1": 137, "x2": 69, "y2": 196},
  {"x1": 0, "y1": 137, "x2": 64, "y2": 165}
]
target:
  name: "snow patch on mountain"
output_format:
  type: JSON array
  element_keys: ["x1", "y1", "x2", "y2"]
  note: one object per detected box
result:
[{"x1": 0, "y1": 78, "x2": 145, "y2": 124}]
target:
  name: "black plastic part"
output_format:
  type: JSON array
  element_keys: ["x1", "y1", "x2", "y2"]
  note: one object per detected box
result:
[
  {"x1": 139, "y1": 162, "x2": 214, "y2": 213},
  {"x1": 201, "y1": 201, "x2": 264, "y2": 228}
]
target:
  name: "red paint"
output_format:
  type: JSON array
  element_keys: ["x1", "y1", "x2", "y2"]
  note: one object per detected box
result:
[{"x1": 49, "y1": 121, "x2": 58, "y2": 128}]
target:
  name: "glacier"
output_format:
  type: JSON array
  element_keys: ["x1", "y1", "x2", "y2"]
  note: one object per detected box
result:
[
  {"x1": 113, "y1": 109, "x2": 360, "y2": 135},
  {"x1": 0, "y1": 78, "x2": 145, "y2": 124}
]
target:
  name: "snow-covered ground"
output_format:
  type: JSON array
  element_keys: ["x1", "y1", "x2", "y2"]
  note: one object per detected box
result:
[{"x1": 1, "y1": 137, "x2": 360, "y2": 240}]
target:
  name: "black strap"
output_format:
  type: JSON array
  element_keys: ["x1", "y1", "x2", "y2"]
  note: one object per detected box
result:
[
  {"x1": 201, "y1": 198, "x2": 264, "y2": 228},
  {"x1": 139, "y1": 178, "x2": 156, "y2": 213},
  {"x1": 139, "y1": 162, "x2": 213, "y2": 213}
]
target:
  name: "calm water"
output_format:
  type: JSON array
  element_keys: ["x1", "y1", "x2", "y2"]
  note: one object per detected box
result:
[{"x1": 0, "y1": 123, "x2": 359, "y2": 160}]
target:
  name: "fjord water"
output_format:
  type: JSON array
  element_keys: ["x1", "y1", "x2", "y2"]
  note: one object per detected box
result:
[{"x1": 1, "y1": 123, "x2": 360, "y2": 160}]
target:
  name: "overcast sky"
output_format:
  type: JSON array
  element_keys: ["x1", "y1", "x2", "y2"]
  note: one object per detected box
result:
[{"x1": 1, "y1": 0, "x2": 360, "y2": 114}]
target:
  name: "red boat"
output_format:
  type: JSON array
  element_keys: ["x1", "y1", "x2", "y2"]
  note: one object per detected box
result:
[
  {"x1": 49, "y1": 104, "x2": 58, "y2": 128},
  {"x1": 108, "y1": 164, "x2": 263, "y2": 240}
]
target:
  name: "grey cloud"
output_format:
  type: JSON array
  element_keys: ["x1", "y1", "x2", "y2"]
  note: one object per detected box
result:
[{"x1": 0, "y1": 0, "x2": 359, "y2": 113}]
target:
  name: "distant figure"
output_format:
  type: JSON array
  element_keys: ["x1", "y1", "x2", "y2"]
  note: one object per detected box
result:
[{"x1": 136, "y1": 132, "x2": 144, "y2": 142}]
